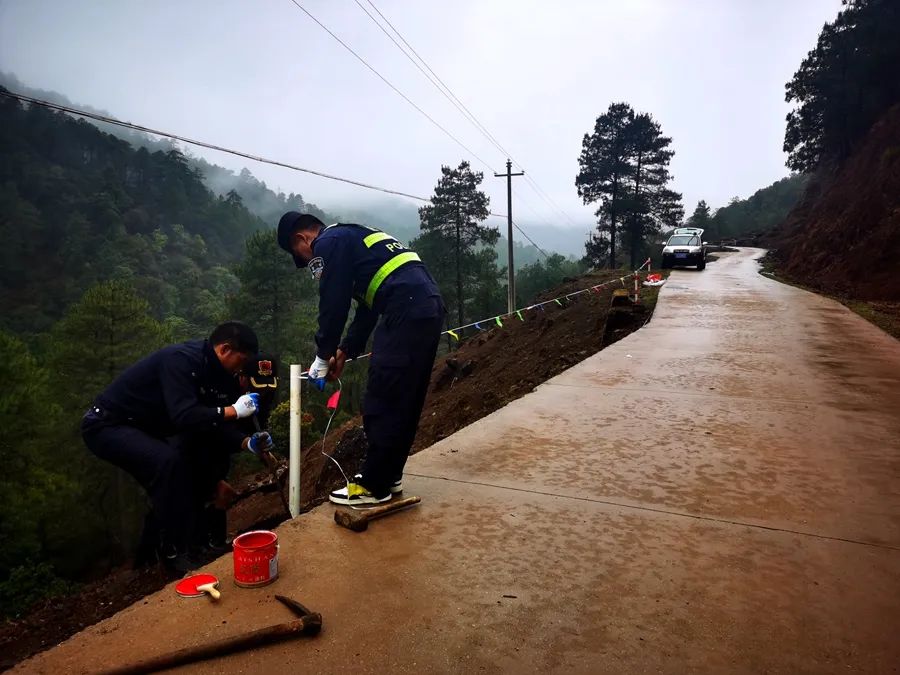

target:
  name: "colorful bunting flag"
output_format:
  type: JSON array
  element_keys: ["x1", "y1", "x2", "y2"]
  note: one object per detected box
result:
[
  {"x1": 474, "y1": 322, "x2": 482, "y2": 330},
  {"x1": 495, "y1": 316, "x2": 503, "y2": 327},
  {"x1": 555, "y1": 298, "x2": 563, "y2": 306},
  {"x1": 516, "y1": 310, "x2": 524, "y2": 321},
  {"x1": 447, "y1": 330, "x2": 459, "y2": 341}
]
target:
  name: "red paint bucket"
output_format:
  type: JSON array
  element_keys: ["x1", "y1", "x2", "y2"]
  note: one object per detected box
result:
[{"x1": 233, "y1": 530, "x2": 279, "y2": 588}]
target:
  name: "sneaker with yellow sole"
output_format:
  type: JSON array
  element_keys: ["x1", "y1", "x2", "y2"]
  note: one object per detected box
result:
[
  {"x1": 353, "y1": 473, "x2": 403, "y2": 494},
  {"x1": 329, "y1": 482, "x2": 392, "y2": 506}
]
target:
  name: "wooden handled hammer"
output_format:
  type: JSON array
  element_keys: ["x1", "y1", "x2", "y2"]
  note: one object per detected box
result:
[
  {"x1": 100, "y1": 595, "x2": 321, "y2": 675},
  {"x1": 334, "y1": 495, "x2": 421, "y2": 532}
]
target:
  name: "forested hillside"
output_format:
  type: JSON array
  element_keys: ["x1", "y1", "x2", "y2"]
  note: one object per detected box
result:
[
  {"x1": 771, "y1": 0, "x2": 900, "y2": 310},
  {"x1": 708, "y1": 175, "x2": 808, "y2": 241},
  {"x1": 0, "y1": 92, "x2": 267, "y2": 338}
]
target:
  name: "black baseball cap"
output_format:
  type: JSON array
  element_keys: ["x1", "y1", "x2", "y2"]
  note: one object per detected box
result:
[
  {"x1": 246, "y1": 352, "x2": 278, "y2": 388},
  {"x1": 278, "y1": 211, "x2": 324, "y2": 268}
]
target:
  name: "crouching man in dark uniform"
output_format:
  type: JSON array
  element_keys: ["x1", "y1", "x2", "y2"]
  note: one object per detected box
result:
[
  {"x1": 277, "y1": 212, "x2": 445, "y2": 506},
  {"x1": 81, "y1": 321, "x2": 274, "y2": 573}
]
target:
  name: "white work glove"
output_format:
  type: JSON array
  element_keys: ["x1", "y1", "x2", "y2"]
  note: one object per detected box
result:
[
  {"x1": 232, "y1": 393, "x2": 259, "y2": 419},
  {"x1": 308, "y1": 356, "x2": 329, "y2": 391}
]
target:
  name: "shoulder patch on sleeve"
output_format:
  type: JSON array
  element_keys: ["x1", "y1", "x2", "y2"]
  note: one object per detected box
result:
[{"x1": 308, "y1": 256, "x2": 325, "y2": 281}]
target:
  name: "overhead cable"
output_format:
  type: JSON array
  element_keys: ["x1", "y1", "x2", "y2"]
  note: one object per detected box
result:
[
  {"x1": 0, "y1": 90, "x2": 432, "y2": 203},
  {"x1": 1, "y1": 89, "x2": 552, "y2": 258},
  {"x1": 354, "y1": 0, "x2": 581, "y2": 228},
  {"x1": 286, "y1": 0, "x2": 496, "y2": 173}
]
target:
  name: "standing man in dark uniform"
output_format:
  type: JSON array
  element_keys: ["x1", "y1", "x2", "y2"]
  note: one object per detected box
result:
[
  {"x1": 81, "y1": 321, "x2": 274, "y2": 573},
  {"x1": 277, "y1": 212, "x2": 444, "y2": 506}
]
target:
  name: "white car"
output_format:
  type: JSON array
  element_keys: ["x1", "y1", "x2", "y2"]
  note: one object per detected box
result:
[{"x1": 662, "y1": 227, "x2": 707, "y2": 270}]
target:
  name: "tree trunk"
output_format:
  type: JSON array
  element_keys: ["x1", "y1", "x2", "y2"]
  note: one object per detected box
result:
[
  {"x1": 609, "y1": 175, "x2": 618, "y2": 268},
  {"x1": 630, "y1": 152, "x2": 643, "y2": 270},
  {"x1": 455, "y1": 202, "x2": 463, "y2": 328}
]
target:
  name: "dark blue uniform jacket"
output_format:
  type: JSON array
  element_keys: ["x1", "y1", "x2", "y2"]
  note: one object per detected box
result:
[
  {"x1": 95, "y1": 340, "x2": 244, "y2": 448},
  {"x1": 311, "y1": 224, "x2": 443, "y2": 360}
]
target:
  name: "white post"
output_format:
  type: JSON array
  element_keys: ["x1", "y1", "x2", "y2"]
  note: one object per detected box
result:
[{"x1": 289, "y1": 364, "x2": 302, "y2": 518}]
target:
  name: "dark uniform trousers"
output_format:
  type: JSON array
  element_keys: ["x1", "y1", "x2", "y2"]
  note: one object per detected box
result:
[
  {"x1": 360, "y1": 297, "x2": 444, "y2": 496},
  {"x1": 81, "y1": 409, "x2": 231, "y2": 551}
]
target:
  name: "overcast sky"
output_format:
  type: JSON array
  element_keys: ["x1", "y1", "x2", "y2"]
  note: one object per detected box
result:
[{"x1": 1, "y1": 0, "x2": 841, "y2": 233}]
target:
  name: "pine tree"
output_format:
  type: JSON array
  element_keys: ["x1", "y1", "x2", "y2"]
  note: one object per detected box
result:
[
  {"x1": 49, "y1": 281, "x2": 169, "y2": 406},
  {"x1": 417, "y1": 161, "x2": 494, "y2": 327},
  {"x1": 576, "y1": 103, "x2": 634, "y2": 268},
  {"x1": 47, "y1": 281, "x2": 169, "y2": 554},
  {"x1": 577, "y1": 104, "x2": 682, "y2": 268},
  {"x1": 620, "y1": 113, "x2": 680, "y2": 268},
  {"x1": 228, "y1": 229, "x2": 317, "y2": 363},
  {"x1": 687, "y1": 200, "x2": 713, "y2": 233},
  {"x1": 784, "y1": 0, "x2": 900, "y2": 172}
]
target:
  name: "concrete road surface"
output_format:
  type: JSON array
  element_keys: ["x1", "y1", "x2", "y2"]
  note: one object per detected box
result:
[{"x1": 16, "y1": 249, "x2": 900, "y2": 674}]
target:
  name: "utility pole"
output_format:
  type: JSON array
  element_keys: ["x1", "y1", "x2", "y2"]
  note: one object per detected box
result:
[{"x1": 494, "y1": 159, "x2": 524, "y2": 313}]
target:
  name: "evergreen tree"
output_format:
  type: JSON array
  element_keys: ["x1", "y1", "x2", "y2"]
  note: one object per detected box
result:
[
  {"x1": 784, "y1": 0, "x2": 900, "y2": 172},
  {"x1": 228, "y1": 229, "x2": 317, "y2": 363},
  {"x1": 49, "y1": 281, "x2": 168, "y2": 406},
  {"x1": 620, "y1": 113, "x2": 680, "y2": 268},
  {"x1": 576, "y1": 103, "x2": 634, "y2": 267},
  {"x1": 686, "y1": 200, "x2": 712, "y2": 233},
  {"x1": 416, "y1": 161, "x2": 495, "y2": 327},
  {"x1": 0, "y1": 332, "x2": 68, "y2": 582},
  {"x1": 577, "y1": 103, "x2": 682, "y2": 268},
  {"x1": 47, "y1": 281, "x2": 169, "y2": 557}
]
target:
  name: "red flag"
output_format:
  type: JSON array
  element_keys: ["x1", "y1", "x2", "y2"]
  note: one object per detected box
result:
[{"x1": 327, "y1": 390, "x2": 341, "y2": 410}]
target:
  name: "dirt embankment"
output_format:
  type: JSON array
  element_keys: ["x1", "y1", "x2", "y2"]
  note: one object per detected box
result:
[
  {"x1": 280, "y1": 270, "x2": 659, "y2": 519},
  {"x1": 770, "y1": 104, "x2": 900, "y2": 305},
  {"x1": 0, "y1": 270, "x2": 663, "y2": 670}
]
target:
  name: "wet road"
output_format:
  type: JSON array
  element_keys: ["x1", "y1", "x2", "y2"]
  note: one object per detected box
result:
[{"x1": 17, "y1": 249, "x2": 900, "y2": 674}]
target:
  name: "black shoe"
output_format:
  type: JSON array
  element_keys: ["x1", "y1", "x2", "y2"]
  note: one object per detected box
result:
[
  {"x1": 161, "y1": 550, "x2": 203, "y2": 577},
  {"x1": 134, "y1": 512, "x2": 161, "y2": 569},
  {"x1": 203, "y1": 506, "x2": 230, "y2": 551}
]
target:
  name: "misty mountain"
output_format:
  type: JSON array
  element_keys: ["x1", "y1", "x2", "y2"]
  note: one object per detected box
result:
[{"x1": 2, "y1": 72, "x2": 575, "y2": 267}]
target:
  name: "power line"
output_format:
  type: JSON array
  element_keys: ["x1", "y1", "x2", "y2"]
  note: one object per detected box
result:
[
  {"x1": 0, "y1": 89, "x2": 432, "y2": 202},
  {"x1": 286, "y1": 0, "x2": 551, "y2": 259},
  {"x1": 523, "y1": 174, "x2": 582, "y2": 228},
  {"x1": 359, "y1": 0, "x2": 512, "y2": 161},
  {"x1": 286, "y1": 0, "x2": 496, "y2": 173},
  {"x1": 355, "y1": 0, "x2": 582, "y2": 229},
  {"x1": 1, "y1": 89, "x2": 553, "y2": 259},
  {"x1": 511, "y1": 220, "x2": 551, "y2": 260}
]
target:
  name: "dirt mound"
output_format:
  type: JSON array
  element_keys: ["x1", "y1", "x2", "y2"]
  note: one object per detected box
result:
[
  {"x1": 0, "y1": 270, "x2": 663, "y2": 670},
  {"x1": 770, "y1": 104, "x2": 900, "y2": 301}
]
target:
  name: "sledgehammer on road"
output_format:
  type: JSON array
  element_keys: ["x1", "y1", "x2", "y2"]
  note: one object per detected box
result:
[
  {"x1": 334, "y1": 495, "x2": 421, "y2": 532},
  {"x1": 101, "y1": 595, "x2": 321, "y2": 675}
]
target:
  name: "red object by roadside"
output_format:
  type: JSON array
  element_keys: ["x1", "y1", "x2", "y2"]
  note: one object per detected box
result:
[
  {"x1": 326, "y1": 390, "x2": 341, "y2": 410},
  {"x1": 233, "y1": 530, "x2": 279, "y2": 587},
  {"x1": 175, "y1": 573, "x2": 219, "y2": 598}
]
